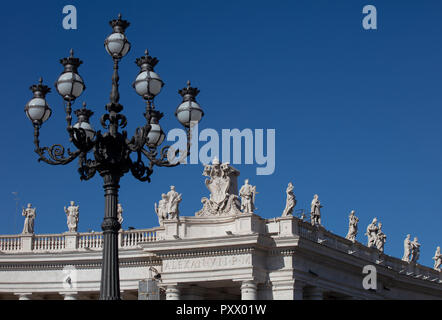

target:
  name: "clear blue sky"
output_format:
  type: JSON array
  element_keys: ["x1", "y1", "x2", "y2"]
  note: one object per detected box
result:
[{"x1": 1, "y1": 0, "x2": 441, "y2": 268}]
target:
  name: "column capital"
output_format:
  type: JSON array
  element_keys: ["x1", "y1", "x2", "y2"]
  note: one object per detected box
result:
[
  {"x1": 14, "y1": 292, "x2": 33, "y2": 300},
  {"x1": 241, "y1": 279, "x2": 257, "y2": 285},
  {"x1": 59, "y1": 291, "x2": 79, "y2": 300}
]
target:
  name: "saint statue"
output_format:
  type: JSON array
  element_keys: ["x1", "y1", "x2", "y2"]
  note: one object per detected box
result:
[
  {"x1": 345, "y1": 210, "x2": 359, "y2": 242},
  {"x1": 239, "y1": 179, "x2": 256, "y2": 214},
  {"x1": 310, "y1": 194, "x2": 322, "y2": 226},
  {"x1": 155, "y1": 187, "x2": 182, "y2": 225},
  {"x1": 433, "y1": 246, "x2": 441, "y2": 271},
  {"x1": 154, "y1": 194, "x2": 168, "y2": 226},
  {"x1": 282, "y1": 182, "x2": 296, "y2": 217},
  {"x1": 411, "y1": 237, "x2": 421, "y2": 263},
  {"x1": 166, "y1": 186, "x2": 182, "y2": 220},
  {"x1": 402, "y1": 234, "x2": 412, "y2": 262},
  {"x1": 117, "y1": 203, "x2": 123, "y2": 230},
  {"x1": 22, "y1": 203, "x2": 36, "y2": 234},
  {"x1": 64, "y1": 201, "x2": 79, "y2": 233},
  {"x1": 375, "y1": 222, "x2": 387, "y2": 253},
  {"x1": 365, "y1": 218, "x2": 378, "y2": 248}
]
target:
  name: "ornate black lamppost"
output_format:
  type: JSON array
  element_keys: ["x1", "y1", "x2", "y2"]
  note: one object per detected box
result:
[{"x1": 24, "y1": 14, "x2": 204, "y2": 300}]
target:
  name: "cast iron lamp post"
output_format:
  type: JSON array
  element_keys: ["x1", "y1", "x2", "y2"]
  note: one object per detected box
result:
[{"x1": 24, "y1": 14, "x2": 204, "y2": 300}]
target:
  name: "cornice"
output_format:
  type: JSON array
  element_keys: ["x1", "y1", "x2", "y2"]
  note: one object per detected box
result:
[
  {"x1": 157, "y1": 247, "x2": 256, "y2": 259},
  {"x1": 0, "y1": 258, "x2": 161, "y2": 271}
]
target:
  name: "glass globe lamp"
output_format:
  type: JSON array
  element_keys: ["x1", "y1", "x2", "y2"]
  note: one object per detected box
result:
[
  {"x1": 133, "y1": 50, "x2": 164, "y2": 100},
  {"x1": 146, "y1": 122, "x2": 165, "y2": 148},
  {"x1": 104, "y1": 14, "x2": 131, "y2": 59},
  {"x1": 175, "y1": 81, "x2": 204, "y2": 127},
  {"x1": 55, "y1": 49, "x2": 85, "y2": 102},
  {"x1": 25, "y1": 78, "x2": 52, "y2": 125},
  {"x1": 73, "y1": 103, "x2": 95, "y2": 141}
]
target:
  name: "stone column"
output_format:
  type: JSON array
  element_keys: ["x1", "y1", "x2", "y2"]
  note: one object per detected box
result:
[
  {"x1": 294, "y1": 281, "x2": 305, "y2": 300},
  {"x1": 60, "y1": 292, "x2": 78, "y2": 300},
  {"x1": 241, "y1": 280, "x2": 258, "y2": 300},
  {"x1": 304, "y1": 286, "x2": 323, "y2": 300},
  {"x1": 181, "y1": 286, "x2": 204, "y2": 300},
  {"x1": 15, "y1": 293, "x2": 32, "y2": 300},
  {"x1": 165, "y1": 284, "x2": 180, "y2": 300}
]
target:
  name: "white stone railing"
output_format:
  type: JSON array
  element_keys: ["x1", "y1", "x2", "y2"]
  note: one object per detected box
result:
[
  {"x1": 78, "y1": 233, "x2": 103, "y2": 249},
  {"x1": 121, "y1": 229, "x2": 157, "y2": 247},
  {"x1": 0, "y1": 228, "x2": 159, "y2": 253},
  {"x1": 292, "y1": 218, "x2": 441, "y2": 282},
  {"x1": 0, "y1": 235, "x2": 21, "y2": 252},
  {"x1": 33, "y1": 234, "x2": 66, "y2": 251},
  {"x1": 297, "y1": 223, "x2": 317, "y2": 242}
]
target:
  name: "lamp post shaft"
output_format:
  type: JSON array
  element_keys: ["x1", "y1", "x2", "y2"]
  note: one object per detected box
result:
[
  {"x1": 100, "y1": 173, "x2": 121, "y2": 300},
  {"x1": 110, "y1": 59, "x2": 120, "y2": 104}
]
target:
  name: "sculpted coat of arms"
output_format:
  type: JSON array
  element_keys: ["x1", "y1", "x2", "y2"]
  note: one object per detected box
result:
[{"x1": 195, "y1": 157, "x2": 242, "y2": 216}]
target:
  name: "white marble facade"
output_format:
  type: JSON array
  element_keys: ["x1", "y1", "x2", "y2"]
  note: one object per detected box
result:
[{"x1": 0, "y1": 161, "x2": 441, "y2": 300}]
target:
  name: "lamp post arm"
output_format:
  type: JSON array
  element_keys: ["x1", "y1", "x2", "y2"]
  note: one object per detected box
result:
[
  {"x1": 33, "y1": 124, "x2": 81, "y2": 165},
  {"x1": 130, "y1": 127, "x2": 190, "y2": 182},
  {"x1": 140, "y1": 125, "x2": 192, "y2": 168},
  {"x1": 130, "y1": 151, "x2": 153, "y2": 182},
  {"x1": 140, "y1": 145, "x2": 179, "y2": 168},
  {"x1": 77, "y1": 153, "x2": 98, "y2": 181},
  {"x1": 125, "y1": 124, "x2": 151, "y2": 152}
]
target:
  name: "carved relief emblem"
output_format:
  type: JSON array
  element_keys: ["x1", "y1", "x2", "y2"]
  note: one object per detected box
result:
[{"x1": 196, "y1": 158, "x2": 241, "y2": 216}]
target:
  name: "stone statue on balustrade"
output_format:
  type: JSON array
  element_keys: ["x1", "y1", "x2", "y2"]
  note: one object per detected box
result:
[
  {"x1": 22, "y1": 203, "x2": 36, "y2": 234},
  {"x1": 402, "y1": 234, "x2": 412, "y2": 262},
  {"x1": 117, "y1": 203, "x2": 123, "y2": 230},
  {"x1": 410, "y1": 236, "x2": 421, "y2": 263},
  {"x1": 154, "y1": 194, "x2": 168, "y2": 226},
  {"x1": 155, "y1": 186, "x2": 182, "y2": 225},
  {"x1": 64, "y1": 201, "x2": 79, "y2": 233},
  {"x1": 365, "y1": 218, "x2": 379, "y2": 248},
  {"x1": 345, "y1": 210, "x2": 359, "y2": 242},
  {"x1": 239, "y1": 179, "x2": 257, "y2": 214},
  {"x1": 310, "y1": 194, "x2": 322, "y2": 227},
  {"x1": 375, "y1": 222, "x2": 387, "y2": 253},
  {"x1": 433, "y1": 246, "x2": 441, "y2": 271},
  {"x1": 196, "y1": 157, "x2": 242, "y2": 217},
  {"x1": 282, "y1": 182, "x2": 296, "y2": 217},
  {"x1": 166, "y1": 186, "x2": 182, "y2": 220}
]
